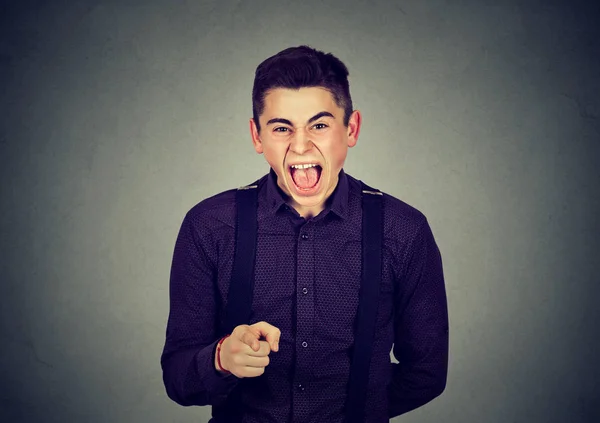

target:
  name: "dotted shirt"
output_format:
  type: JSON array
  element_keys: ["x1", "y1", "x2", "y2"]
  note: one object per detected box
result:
[{"x1": 160, "y1": 168, "x2": 449, "y2": 423}]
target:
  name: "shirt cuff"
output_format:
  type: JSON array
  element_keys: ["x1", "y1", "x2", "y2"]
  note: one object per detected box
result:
[{"x1": 196, "y1": 337, "x2": 240, "y2": 397}]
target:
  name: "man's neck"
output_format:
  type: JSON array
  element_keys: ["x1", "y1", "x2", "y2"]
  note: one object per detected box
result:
[{"x1": 288, "y1": 202, "x2": 324, "y2": 219}]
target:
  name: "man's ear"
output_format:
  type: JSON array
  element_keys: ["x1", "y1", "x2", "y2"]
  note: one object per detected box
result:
[
  {"x1": 347, "y1": 110, "x2": 361, "y2": 148},
  {"x1": 250, "y1": 118, "x2": 263, "y2": 154}
]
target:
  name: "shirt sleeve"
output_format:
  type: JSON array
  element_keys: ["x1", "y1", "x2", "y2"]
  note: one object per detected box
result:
[
  {"x1": 160, "y1": 211, "x2": 240, "y2": 406},
  {"x1": 388, "y1": 215, "x2": 449, "y2": 418}
]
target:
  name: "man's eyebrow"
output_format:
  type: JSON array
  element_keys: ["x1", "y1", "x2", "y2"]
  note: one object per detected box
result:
[
  {"x1": 265, "y1": 111, "x2": 335, "y2": 127},
  {"x1": 266, "y1": 117, "x2": 293, "y2": 126},
  {"x1": 307, "y1": 111, "x2": 334, "y2": 123}
]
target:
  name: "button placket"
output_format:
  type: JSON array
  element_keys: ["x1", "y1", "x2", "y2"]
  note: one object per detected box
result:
[{"x1": 295, "y1": 223, "x2": 314, "y2": 409}]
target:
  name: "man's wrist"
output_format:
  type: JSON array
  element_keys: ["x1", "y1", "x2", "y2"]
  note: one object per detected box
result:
[{"x1": 214, "y1": 335, "x2": 231, "y2": 374}]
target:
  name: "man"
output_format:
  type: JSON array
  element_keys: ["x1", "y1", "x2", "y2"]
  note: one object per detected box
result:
[{"x1": 160, "y1": 45, "x2": 449, "y2": 422}]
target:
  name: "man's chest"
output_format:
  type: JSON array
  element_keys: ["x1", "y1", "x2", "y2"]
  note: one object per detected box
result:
[{"x1": 213, "y1": 226, "x2": 396, "y2": 339}]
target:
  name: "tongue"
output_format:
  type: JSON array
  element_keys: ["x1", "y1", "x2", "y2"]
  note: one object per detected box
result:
[{"x1": 291, "y1": 167, "x2": 319, "y2": 189}]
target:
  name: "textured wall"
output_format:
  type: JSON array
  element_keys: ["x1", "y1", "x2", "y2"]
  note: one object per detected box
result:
[{"x1": 1, "y1": 0, "x2": 599, "y2": 422}]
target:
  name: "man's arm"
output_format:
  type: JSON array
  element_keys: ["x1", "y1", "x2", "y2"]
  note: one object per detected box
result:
[
  {"x1": 160, "y1": 211, "x2": 240, "y2": 406},
  {"x1": 388, "y1": 216, "x2": 449, "y2": 418}
]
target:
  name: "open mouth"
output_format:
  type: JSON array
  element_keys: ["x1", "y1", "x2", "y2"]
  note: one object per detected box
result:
[{"x1": 288, "y1": 163, "x2": 323, "y2": 193}]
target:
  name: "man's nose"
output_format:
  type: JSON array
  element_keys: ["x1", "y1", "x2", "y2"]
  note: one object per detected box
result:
[{"x1": 289, "y1": 128, "x2": 313, "y2": 154}]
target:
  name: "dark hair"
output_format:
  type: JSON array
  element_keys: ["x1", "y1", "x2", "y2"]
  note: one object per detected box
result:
[{"x1": 252, "y1": 45, "x2": 353, "y2": 133}]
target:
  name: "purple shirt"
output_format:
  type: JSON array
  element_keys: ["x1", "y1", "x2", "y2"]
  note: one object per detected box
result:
[{"x1": 160, "y1": 168, "x2": 449, "y2": 422}]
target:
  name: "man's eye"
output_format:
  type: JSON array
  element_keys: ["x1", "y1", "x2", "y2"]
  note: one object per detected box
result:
[
  {"x1": 312, "y1": 123, "x2": 328, "y2": 130},
  {"x1": 274, "y1": 127, "x2": 289, "y2": 132}
]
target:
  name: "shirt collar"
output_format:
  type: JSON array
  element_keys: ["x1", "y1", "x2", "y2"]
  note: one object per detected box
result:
[
  {"x1": 265, "y1": 167, "x2": 349, "y2": 220},
  {"x1": 265, "y1": 167, "x2": 289, "y2": 214}
]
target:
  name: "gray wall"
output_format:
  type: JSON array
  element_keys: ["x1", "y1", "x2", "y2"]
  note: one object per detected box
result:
[{"x1": 1, "y1": 0, "x2": 599, "y2": 422}]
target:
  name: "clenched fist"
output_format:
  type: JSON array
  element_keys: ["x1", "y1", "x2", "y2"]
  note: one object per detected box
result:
[{"x1": 215, "y1": 321, "x2": 281, "y2": 378}]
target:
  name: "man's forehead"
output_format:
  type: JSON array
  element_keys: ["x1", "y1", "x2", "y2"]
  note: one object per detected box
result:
[{"x1": 263, "y1": 87, "x2": 340, "y2": 114}]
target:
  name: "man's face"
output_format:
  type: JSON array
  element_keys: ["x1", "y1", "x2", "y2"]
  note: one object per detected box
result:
[{"x1": 250, "y1": 87, "x2": 361, "y2": 212}]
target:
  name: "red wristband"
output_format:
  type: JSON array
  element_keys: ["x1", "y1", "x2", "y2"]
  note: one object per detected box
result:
[{"x1": 216, "y1": 334, "x2": 231, "y2": 374}]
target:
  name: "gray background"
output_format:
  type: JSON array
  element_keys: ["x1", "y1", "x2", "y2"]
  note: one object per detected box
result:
[{"x1": 1, "y1": 0, "x2": 599, "y2": 422}]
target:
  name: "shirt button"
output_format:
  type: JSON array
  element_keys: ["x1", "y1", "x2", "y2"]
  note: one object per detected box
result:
[
  {"x1": 302, "y1": 341, "x2": 308, "y2": 348},
  {"x1": 301, "y1": 233, "x2": 309, "y2": 240},
  {"x1": 302, "y1": 287, "x2": 308, "y2": 294}
]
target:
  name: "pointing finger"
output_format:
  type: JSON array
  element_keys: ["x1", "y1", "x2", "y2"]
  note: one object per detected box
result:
[{"x1": 250, "y1": 321, "x2": 281, "y2": 352}]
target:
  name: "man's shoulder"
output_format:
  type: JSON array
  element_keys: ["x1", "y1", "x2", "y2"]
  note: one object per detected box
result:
[
  {"x1": 381, "y1": 190, "x2": 426, "y2": 223},
  {"x1": 183, "y1": 175, "x2": 267, "y2": 229},
  {"x1": 346, "y1": 173, "x2": 427, "y2": 236},
  {"x1": 182, "y1": 188, "x2": 237, "y2": 231}
]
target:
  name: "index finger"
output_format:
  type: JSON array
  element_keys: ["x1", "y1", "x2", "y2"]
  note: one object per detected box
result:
[{"x1": 250, "y1": 321, "x2": 281, "y2": 352}]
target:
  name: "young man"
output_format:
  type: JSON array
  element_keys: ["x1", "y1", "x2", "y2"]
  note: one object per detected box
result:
[{"x1": 161, "y1": 46, "x2": 449, "y2": 423}]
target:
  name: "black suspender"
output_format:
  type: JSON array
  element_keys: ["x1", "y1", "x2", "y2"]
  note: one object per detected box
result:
[
  {"x1": 224, "y1": 182, "x2": 260, "y2": 334},
  {"x1": 218, "y1": 178, "x2": 383, "y2": 423},
  {"x1": 212, "y1": 181, "x2": 261, "y2": 423},
  {"x1": 345, "y1": 184, "x2": 383, "y2": 423}
]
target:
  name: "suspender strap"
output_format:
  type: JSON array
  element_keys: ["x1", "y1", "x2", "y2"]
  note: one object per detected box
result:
[
  {"x1": 213, "y1": 181, "x2": 259, "y2": 423},
  {"x1": 224, "y1": 182, "x2": 260, "y2": 333},
  {"x1": 345, "y1": 182, "x2": 384, "y2": 423}
]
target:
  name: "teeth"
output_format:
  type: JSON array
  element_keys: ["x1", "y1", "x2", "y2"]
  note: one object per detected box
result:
[{"x1": 290, "y1": 163, "x2": 319, "y2": 169}]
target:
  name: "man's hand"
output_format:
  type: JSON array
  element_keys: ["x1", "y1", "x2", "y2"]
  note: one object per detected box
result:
[{"x1": 215, "y1": 321, "x2": 281, "y2": 378}]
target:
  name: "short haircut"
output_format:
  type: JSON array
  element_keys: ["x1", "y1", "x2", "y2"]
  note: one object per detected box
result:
[{"x1": 252, "y1": 45, "x2": 353, "y2": 133}]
